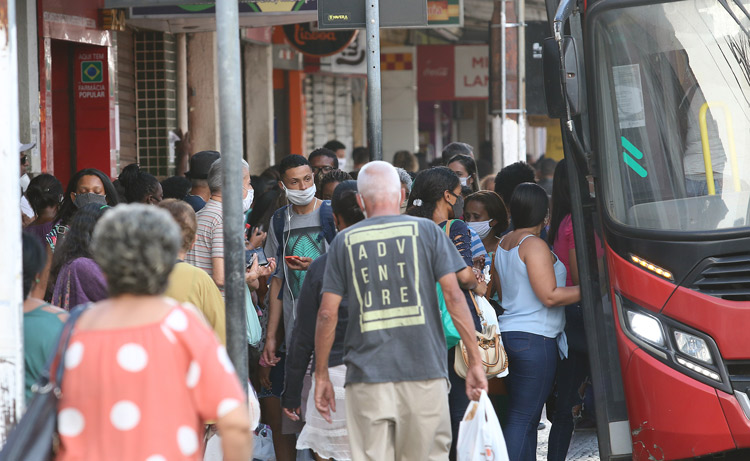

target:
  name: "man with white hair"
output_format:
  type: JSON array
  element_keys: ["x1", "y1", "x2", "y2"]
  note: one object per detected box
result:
[
  {"x1": 314, "y1": 161, "x2": 488, "y2": 460},
  {"x1": 186, "y1": 157, "x2": 260, "y2": 294}
]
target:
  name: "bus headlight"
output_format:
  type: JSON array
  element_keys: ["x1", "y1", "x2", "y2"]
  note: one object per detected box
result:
[
  {"x1": 617, "y1": 293, "x2": 728, "y2": 391},
  {"x1": 674, "y1": 330, "x2": 713, "y2": 365},
  {"x1": 626, "y1": 310, "x2": 665, "y2": 346}
]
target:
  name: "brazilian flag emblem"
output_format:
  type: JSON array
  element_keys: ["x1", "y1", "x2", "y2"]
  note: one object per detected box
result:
[{"x1": 81, "y1": 61, "x2": 103, "y2": 83}]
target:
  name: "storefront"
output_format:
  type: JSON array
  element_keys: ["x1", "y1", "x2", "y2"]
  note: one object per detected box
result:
[{"x1": 39, "y1": 0, "x2": 118, "y2": 187}]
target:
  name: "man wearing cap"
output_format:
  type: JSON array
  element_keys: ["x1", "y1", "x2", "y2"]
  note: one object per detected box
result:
[{"x1": 184, "y1": 150, "x2": 221, "y2": 212}]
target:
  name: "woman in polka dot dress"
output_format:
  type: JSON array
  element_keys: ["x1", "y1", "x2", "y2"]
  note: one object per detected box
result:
[{"x1": 56, "y1": 204, "x2": 252, "y2": 460}]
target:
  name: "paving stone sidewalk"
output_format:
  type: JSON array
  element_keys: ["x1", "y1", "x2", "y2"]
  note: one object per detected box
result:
[{"x1": 536, "y1": 409, "x2": 600, "y2": 461}]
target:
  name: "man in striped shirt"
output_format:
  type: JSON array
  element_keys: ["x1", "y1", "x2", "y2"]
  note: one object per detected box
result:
[{"x1": 186, "y1": 156, "x2": 264, "y2": 295}]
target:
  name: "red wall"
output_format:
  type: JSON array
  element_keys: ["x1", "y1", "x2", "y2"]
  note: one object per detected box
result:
[
  {"x1": 42, "y1": 0, "x2": 103, "y2": 24},
  {"x1": 73, "y1": 44, "x2": 111, "y2": 177},
  {"x1": 51, "y1": 41, "x2": 72, "y2": 188}
]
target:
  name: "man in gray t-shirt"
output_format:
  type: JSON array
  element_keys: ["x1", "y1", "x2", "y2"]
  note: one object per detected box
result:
[{"x1": 314, "y1": 161, "x2": 488, "y2": 461}]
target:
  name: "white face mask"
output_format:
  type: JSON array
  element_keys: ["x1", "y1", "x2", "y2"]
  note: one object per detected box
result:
[
  {"x1": 459, "y1": 176, "x2": 468, "y2": 187},
  {"x1": 243, "y1": 187, "x2": 254, "y2": 212},
  {"x1": 285, "y1": 184, "x2": 317, "y2": 206},
  {"x1": 467, "y1": 220, "x2": 493, "y2": 239},
  {"x1": 20, "y1": 173, "x2": 30, "y2": 193},
  {"x1": 338, "y1": 157, "x2": 348, "y2": 172}
]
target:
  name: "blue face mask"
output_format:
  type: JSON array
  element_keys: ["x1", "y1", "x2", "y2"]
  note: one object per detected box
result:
[{"x1": 74, "y1": 192, "x2": 107, "y2": 208}]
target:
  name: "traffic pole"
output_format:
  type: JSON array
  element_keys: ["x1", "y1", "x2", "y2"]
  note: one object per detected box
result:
[
  {"x1": 365, "y1": 0, "x2": 383, "y2": 160},
  {"x1": 0, "y1": 0, "x2": 26, "y2": 443},
  {"x1": 216, "y1": 0, "x2": 248, "y2": 394},
  {"x1": 489, "y1": 0, "x2": 504, "y2": 170}
]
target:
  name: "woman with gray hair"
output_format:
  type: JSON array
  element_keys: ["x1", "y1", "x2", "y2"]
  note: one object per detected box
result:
[
  {"x1": 395, "y1": 167, "x2": 413, "y2": 214},
  {"x1": 55, "y1": 204, "x2": 252, "y2": 461}
]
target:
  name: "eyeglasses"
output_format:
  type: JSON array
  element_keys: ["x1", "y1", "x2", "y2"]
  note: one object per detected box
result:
[
  {"x1": 20, "y1": 154, "x2": 27, "y2": 165},
  {"x1": 312, "y1": 166, "x2": 334, "y2": 175}
]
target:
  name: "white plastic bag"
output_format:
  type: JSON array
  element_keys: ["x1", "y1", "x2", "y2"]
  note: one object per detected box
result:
[
  {"x1": 456, "y1": 391, "x2": 509, "y2": 461},
  {"x1": 475, "y1": 295, "x2": 499, "y2": 330},
  {"x1": 475, "y1": 296, "x2": 509, "y2": 378},
  {"x1": 246, "y1": 284, "x2": 262, "y2": 347}
]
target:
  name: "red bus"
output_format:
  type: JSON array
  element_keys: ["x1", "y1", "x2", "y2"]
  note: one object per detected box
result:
[{"x1": 543, "y1": 0, "x2": 750, "y2": 459}]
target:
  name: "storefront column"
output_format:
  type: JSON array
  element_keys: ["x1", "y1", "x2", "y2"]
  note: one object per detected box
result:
[
  {"x1": 187, "y1": 32, "x2": 220, "y2": 152},
  {"x1": 16, "y1": 0, "x2": 40, "y2": 173},
  {"x1": 288, "y1": 70, "x2": 306, "y2": 156},
  {"x1": 243, "y1": 42, "x2": 273, "y2": 174}
]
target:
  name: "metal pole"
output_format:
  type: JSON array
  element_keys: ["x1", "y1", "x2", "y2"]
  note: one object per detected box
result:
[
  {"x1": 517, "y1": 0, "x2": 526, "y2": 163},
  {"x1": 176, "y1": 33, "x2": 188, "y2": 134},
  {"x1": 0, "y1": 0, "x2": 26, "y2": 443},
  {"x1": 489, "y1": 0, "x2": 504, "y2": 171},
  {"x1": 365, "y1": 0, "x2": 383, "y2": 160},
  {"x1": 501, "y1": 0, "x2": 507, "y2": 166},
  {"x1": 434, "y1": 103, "x2": 443, "y2": 157},
  {"x1": 216, "y1": 0, "x2": 248, "y2": 393}
]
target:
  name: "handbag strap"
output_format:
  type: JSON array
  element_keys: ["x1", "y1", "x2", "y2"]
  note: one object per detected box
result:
[
  {"x1": 442, "y1": 219, "x2": 455, "y2": 237},
  {"x1": 469, "y1": 290, "x2": 485, "y2": 323},
  {"x1": 43, "y1": 303, "x2": 90, "y2": 388},
  {"x1": 487, "y1": 240, "x2": 500, "y2": 300}
]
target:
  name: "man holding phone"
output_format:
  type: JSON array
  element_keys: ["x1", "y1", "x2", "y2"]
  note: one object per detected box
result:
[
  {"x1": 261, "y1": 154, "x2": 333, "y2": 458},
  {"x1": 187, "y1": 157, "x2": 274, "y2": 295}
]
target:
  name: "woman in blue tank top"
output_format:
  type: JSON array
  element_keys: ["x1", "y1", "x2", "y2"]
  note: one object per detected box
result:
[{"x1": 493, "y1": 183, "x2": 581, "y2": 461}]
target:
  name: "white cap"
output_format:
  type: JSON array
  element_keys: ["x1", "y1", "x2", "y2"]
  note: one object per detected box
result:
[{"x1": 19, "y1": 141, "x2": 36, "y2": 152}]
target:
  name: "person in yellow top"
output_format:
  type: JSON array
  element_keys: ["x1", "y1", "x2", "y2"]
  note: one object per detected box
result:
[{"x1": 160, "y1": 199, "x2": 226, "y2": 344}]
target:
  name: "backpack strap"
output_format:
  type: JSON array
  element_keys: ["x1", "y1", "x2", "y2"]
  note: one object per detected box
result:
[
  {"x1": 272, "y1": 204, "x2": 289, "y2": 264},
  {"x1": 271, "y1": 205, "x2": 289, "y2": 302},
  {"x1": 317, "y1": 200, "x2": 337, "y2": 244}
]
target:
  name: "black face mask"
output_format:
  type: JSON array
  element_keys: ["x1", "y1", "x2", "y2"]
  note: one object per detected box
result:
[
  {"x1": 450, "y1": 192, "x2": 464, "y2": 219},
  {"x1": 74, "y1": 192, "x2": 107, "y2": 208}
]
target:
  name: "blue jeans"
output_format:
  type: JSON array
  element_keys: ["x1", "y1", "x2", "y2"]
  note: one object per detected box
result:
[
  {"x1": 448, "y1": 346, "x2": 469, "y2": 460},
  {"x1": 502, "y1": 331, "x2": 558, "y2": 461},
  {"x1": 685, "y1": 178, "x2": 722, "y2": 197}
]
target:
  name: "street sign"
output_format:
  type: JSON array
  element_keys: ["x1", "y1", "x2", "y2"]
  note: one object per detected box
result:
[
  {"x1": 282, "y1": 23, "x2": 357, "y2": 57},
  {"x1": 129, "y1": 1, "x2": 317, "y2": 18},
  {"x1": 318, "y1": 0, "x2": 427, "y2": 30}
]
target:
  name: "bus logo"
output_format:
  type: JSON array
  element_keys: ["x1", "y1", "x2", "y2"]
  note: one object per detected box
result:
[{"x1": 622, "y1": 136, "x2": 647, "y2": 178}]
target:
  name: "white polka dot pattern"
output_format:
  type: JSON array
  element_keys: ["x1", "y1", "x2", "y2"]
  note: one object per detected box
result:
[
  {"x1": 58, "y1": 408, "x2": 85, "y2": 437},
  {"x1": 217, "y1": 346, "x2": 235, "y2": 373},
  {"x1": 186, "y1": 361, "x2": 200, "y2": 388},
  {"x1": 145, "y1": 456, "x2": 167, "y2": 461},
  {"x1": 165, "y1": 309, "x2": 188, "y2": 331},
  {"x1": 217, "y1": 398, "x2": 241, "y2": 418},
  {"x1": 177, "y1": 426, "x2": 199, "y2": 456},
  {"x1": 65, "y1": 342, "x2": 84, "y2": 370},
  {"x1": 110, "y1": 400, "x2": 141, "y2": 431},
  {"x1": 117, "y1": 343, "x2": 148, "y2": 372},
  {"x1": 160, "y1": 324, "x2": 177, "y2": 344}
]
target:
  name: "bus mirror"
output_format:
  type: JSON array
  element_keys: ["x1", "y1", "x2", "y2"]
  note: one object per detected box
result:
[{"x1": 543, "y1": 36, "x2": 582, "y2": 119}]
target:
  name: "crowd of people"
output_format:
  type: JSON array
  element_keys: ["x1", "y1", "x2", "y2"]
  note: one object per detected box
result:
[{"x1": 17, "y1": 138, "x2": 592, "y2": 460}]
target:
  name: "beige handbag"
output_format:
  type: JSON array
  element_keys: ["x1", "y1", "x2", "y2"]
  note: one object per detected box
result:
[{"x1": 454, "y1": 293, "x2": 509, "y2": 379}]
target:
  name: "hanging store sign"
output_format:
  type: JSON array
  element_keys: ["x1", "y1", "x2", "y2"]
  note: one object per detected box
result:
[
  {"x1": 417, "y1": 44, "x2": 488, "y2": 101},
  {"x1": 129, "y1": 1, "x2": 317, "y2": 17},
  {"x1": 426, "y1": 0, "x2": 462, "y2": 27},
  {"x1": 318, "y1": 0, "x2": 460, "y2": 29},
  {"x1": 317, "y1": 0, "x2": 427, "y2": 29},
  {"x1": 282, "y1": 23, "x2": 356, "y2": 57},
  {"x1": 321, "y1": 32, "x2": 367, "y2": 74}
]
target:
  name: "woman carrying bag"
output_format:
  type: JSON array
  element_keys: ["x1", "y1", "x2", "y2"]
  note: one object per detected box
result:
[
  {"x1": 493, "y1": 183, "x2": 580, "y2": 461},
  {"x1": 406, "y1": 167, "x2": 486, "y2": 459}
]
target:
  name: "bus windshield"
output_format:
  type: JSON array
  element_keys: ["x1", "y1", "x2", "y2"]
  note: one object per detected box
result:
[{"x1": 591, "y1": 0, "x2": 750, "y2": 232}]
